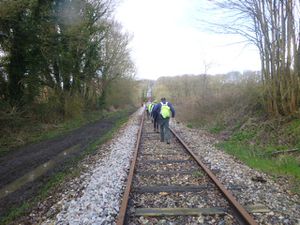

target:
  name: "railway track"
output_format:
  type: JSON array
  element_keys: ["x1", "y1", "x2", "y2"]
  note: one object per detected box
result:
[{"x1": 117, "y1": 113, "x2": 258, "y2": 225}]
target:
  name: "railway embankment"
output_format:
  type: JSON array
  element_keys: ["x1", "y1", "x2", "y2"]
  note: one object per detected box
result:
[{"x1": 11, "y1": 110, "x2": 300, "y2": 224}]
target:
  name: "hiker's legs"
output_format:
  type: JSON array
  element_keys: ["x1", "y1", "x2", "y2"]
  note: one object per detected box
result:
[
  {"x1": 154, "y1": 115, "x2": 159, "y2": 132},
  {"x1": 165, "y1": 118, "x2": 170, "y2": 143},
  {"x1": 160, "y1": 118, "x2": 165, "y2": 142}
]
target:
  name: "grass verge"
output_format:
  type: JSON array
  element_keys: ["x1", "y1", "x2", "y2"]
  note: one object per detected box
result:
[
  {"x1": 217, "y1": 127, "x2": 300, "y2": 194},
  {"x1": 0, "y1": 108, "x2": 134, "y2": 225}
]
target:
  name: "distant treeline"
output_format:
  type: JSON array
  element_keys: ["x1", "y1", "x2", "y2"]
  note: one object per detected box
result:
[
  {"x1": 153, "y1": 71, "x2": 263, "y2": 125},
  {"x1": 0, "y1": 0, "x2": 138, "y2": 123}
]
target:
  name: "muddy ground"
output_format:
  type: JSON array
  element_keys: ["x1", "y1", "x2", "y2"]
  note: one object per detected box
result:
[{"x1": 0, "y1": 110, "x2": 134, "y2": 220}]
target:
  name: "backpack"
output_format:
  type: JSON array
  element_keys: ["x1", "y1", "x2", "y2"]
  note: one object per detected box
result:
[
  {"x1": 160, "y1": 102, "x2": 171, "y2": 118},
  {"x1": 149, "y1": 103, "x2": 155, "y2": 113}
]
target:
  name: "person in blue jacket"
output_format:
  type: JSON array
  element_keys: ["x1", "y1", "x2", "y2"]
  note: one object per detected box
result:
[
  {"x1": 151, "y1": 100, "x2": 160, "y2": 132},
  {"x1": 154, "y1": 97, "x2": 175, "y2": 144}
]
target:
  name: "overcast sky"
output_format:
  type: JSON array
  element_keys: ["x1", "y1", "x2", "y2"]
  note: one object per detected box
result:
[{"x1": 115, "y1": 0, "x2": 261, "y2": 80}]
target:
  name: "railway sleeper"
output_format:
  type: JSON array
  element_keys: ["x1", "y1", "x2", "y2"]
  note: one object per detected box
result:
[
  {"x1": 138, "y1": 169, "x2": 200, "y2": 176},
  {"x1": 133, "y1": 203, "x2": 270, "y2": 217},
  {"x1": 134, "y1": 185, "x2": 215, "y2": 193},
  {"x1": 134, "y1": 207, "x2": 227, "y2": 216}
]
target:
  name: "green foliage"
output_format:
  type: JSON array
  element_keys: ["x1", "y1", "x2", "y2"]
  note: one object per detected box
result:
[
  {"x1": 209, "y1": 124, "x2": 225, "y2": 134},
  {"x1": 231, "y1": 131, "x2": 256, "y2": 142},
  {"x1": 285, "y1": 119, "x2": 300, "y2": 146},
  {"x1": 187, "y1": 124, "x2": 193, "y2": 128},
  {"x1": 286, "y1": 119, "x2": 300, "y2": 131},
  {"x1": 0, "y1": 0, "x2": 136, "y2": 121},
  {"x1": 193, "y1": 171, "x2": 203, "y2": 178}
]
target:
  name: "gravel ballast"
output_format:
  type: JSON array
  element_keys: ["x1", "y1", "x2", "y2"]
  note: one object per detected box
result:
[{"x1": 40, "y1": 108, "x2": 143, "y2": 225}]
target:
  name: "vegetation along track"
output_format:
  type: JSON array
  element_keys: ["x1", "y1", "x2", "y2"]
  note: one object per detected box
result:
[{"x1": 117, "y1": 114, "x2": 259, "y2": 225}]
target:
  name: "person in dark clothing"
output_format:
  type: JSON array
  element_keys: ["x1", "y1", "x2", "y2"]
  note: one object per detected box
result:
[
  {"x1": 151, "y1": 101, "x2": 160, "y2": 132},
  {"x1": 145, "y1": 101, "x2": 151, "y2": 119},
  {"x1": 154, "y1": 97, "x2": 175, "y2": 144}
]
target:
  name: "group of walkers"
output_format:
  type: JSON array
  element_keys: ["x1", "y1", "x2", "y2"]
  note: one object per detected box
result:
[{"x1": 145, "y1": 98, "x2": 175, "y2": 144}]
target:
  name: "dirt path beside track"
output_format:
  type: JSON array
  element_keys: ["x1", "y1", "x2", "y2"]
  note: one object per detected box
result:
[{"x1": 0, "y1": 110, "x2": 134, "y2": 220}]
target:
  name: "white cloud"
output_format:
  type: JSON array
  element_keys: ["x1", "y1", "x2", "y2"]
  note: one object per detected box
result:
[{"x1": 115, "y1": 0, "x2": 261, "y2": 79}]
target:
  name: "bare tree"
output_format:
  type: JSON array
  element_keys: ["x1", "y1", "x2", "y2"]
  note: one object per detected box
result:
[{"x1": 205, "y1": 0, "x2": 300, "y2": 116}]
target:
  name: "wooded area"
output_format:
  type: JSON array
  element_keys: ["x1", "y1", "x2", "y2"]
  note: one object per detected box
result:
[{"x1": 0, "y1": 0, "x2": 138, "y2": 124}]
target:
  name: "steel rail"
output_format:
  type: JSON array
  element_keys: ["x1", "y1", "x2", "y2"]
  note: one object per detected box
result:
[
  {"x1": 116, "y1": 111, "x2": 145, "y2": 225},
  {"x1": 170, "y1": 127, "x2": 258, "y2": 225}
]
